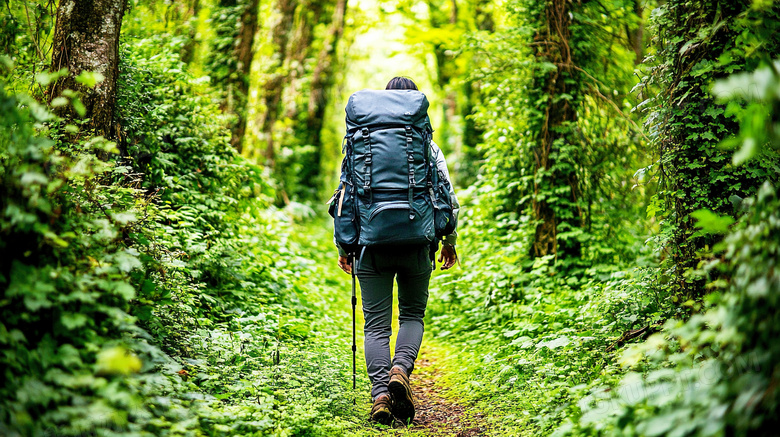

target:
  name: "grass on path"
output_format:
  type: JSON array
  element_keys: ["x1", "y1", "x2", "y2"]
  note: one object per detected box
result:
[{"x1": 169, "y1": 216, "x2": 488, "y2": 436}]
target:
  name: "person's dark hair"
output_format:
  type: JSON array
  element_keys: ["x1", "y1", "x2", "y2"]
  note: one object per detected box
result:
[{"x1": 386, "y1": 77, "x2": 418, "y2": 90}]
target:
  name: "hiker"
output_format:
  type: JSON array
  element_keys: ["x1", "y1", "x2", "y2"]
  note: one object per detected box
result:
[{"x1": 333, "y1": 77, "x2": 460, "y2": 425}]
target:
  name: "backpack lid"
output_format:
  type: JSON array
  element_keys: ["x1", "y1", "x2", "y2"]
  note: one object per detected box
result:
[{"x1": 345, "y1": 89, "x2": 430, "y2": 132}]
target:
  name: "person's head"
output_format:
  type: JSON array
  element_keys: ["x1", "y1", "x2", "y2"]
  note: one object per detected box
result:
[{"x1": 386, "y1": 77, "x2": 418, "y2": 91}]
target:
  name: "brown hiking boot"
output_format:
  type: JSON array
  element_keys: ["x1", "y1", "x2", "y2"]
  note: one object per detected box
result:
[
  {"x1": 370, "y1": 393, "x2": 393, "y2": 425},
  {"x1": 388, "y1": 366, "x2": 415, "y2": 424}
]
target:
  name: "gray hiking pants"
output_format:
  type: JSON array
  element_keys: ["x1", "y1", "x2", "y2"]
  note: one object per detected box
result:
[{"x1": 357, "y1": 245, "x2": 432, "y2": 400}]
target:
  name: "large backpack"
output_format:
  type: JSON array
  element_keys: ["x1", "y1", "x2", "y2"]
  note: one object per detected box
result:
[{"x1": 329, "y1": 89, "x2": 455, "y2": 252}]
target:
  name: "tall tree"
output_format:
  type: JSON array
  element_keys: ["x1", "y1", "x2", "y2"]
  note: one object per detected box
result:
[
  {"x1": 301, "y1": 0, "x2": 347, "y2": 190},
  {"x1": 457, "y1": 0, "x2": 494, "y2": 187},
  {"x1": 471, "y1": 0, "x2": 644, "y2": 266},
  {"x1": 626, "y1": 0, "x2": 644, "y2": 65},
  {"x1": 179, "y1": 0, "x2": 202, "y2": 65},
  {"x1": 258, "y1": 0, "x2": 298, "y2": 165},
  {"x1": 527, "y1": 0, "x2": 582, "y2": 258},
  {"x1": 255, "y1": 0, "x2": 344, "y2": 202},
  {"x1": 49, "y1": 0, "x2": 126, "y2": 139},
  {"x1": 397, "y1": 0, "x2": 495, "y2": 187},
  {"x1": 207, "y1": 0, "x2": 259, "y2": 152}
]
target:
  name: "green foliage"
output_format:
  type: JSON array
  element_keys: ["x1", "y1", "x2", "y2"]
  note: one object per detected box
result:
[
  {"x1": 422, "y1": 2, "x2": 780, "y2": 437},
  {"x1": 712, "y1": 60, "x2": 780, "y2": 165},
  {"x1": 555, "y1": 182, "x2": 780, "y2": 437},
  {"x1": 0, "y1": 75, "x2": 155, "y2": 435},
  {"x1": 554, "y1": 53, "x2": 780, "y2": 437},
  {"x1": 0, "y1": 0, "x2": 56, "y2": 97},
  {"x1": 5, "y1": 1, "x2": 780, "y2": 435},
  {"x1": 0, "y1": 24, "x2": 366, "y2": 435},
  {"x1": 469, "y1": 0, "x2": 649, "y2": 276},
  {"x1": 639, "y1": 0, "x2": 780, "y2": 298},
  {"x1": 428, "y1": 262, "x2": 679, "y2": 435}
]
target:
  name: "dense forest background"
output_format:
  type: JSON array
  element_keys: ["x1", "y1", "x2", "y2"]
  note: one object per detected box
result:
[{"x1": 1, "y1": 0, "x2": 779, "y2": 435}]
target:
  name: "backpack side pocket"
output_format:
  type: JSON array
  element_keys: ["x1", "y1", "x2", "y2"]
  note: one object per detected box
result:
[
  {"x1": 329, "y1": 184, "x2": 360, "y2": 250},
  {"x1": 433, "y1": 181, "x2": 456, "y2": 239}
]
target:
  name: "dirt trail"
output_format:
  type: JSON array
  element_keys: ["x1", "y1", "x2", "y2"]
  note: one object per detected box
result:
[{"x1": 405, "y1": 348, "x2": 486, "y2": 436}]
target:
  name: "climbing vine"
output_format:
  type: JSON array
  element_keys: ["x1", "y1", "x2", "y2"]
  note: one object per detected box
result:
[
  {"x1": 469, "y1": 0, "x2": 646, "y2": 275},
  {"x1": 641, "y1": 0, "x2": 780, "y2": 299}
]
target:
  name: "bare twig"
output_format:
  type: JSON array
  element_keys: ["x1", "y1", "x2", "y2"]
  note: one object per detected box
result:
[{"x1": 24, "y1": 0, "x2": 46, "y2": 61}]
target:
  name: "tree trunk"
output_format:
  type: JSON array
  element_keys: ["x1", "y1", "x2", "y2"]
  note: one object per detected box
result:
[
  {"x1": 531, "y1": 0, "x2": 580, "y2": 258},
  {"x1": 456, "y1": 0, "x2": 494, "y2": 187},
  {"x1": 260, "y1": 0, "x2": 298, "y2": 165},
  {"x1": 180, "y1": 0, "x2": 201, "y2": 65},
  {"x1": 626, "y1": 0, "x2": 644, "y2": 65},
  {"x1": 230, "y1": 0, "x2": 259, "y2": 153},
  {"x1": 426, "y1": 0, "x2": 459, "y2": 153},
  {"x1": 303, "y1": 0, "x2": 347, "y2": 185},
  {"x1": 49, "y1": 0, "x2": 126, "y2": 140}
]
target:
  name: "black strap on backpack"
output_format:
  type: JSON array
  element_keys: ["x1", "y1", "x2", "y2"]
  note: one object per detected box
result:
[
  {"x1": 361, "y1": 128, "x2": 372, "y2": 202},
  {"x1": 405, "y1": 125, "x2": 416, "y2": 220}
]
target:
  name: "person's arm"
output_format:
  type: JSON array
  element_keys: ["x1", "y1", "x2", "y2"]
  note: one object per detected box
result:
[
  {"x1": 431, "y1": 141, "x2": 459, "y2": 245},
  {"x1": 430, "y1": 141, "x2": 459, "y2": 269}
]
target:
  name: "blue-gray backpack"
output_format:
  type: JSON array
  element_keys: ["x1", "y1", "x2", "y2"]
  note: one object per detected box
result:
[{"x1": 328, "y1": 89, "x2": 456, "y2": 253}]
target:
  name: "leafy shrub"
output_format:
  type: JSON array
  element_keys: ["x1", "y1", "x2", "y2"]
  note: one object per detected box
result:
[{"x1": 0, "y1": 74, "x2": 154, "y2": 435}]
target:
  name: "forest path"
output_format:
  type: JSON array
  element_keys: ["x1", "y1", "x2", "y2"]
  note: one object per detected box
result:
[
  {"x1": 298, "y1": 219, "x2": 489, "y2": 435},
  {"x1": 406, "y1": 344, "x2": 486, "y2": 436}
]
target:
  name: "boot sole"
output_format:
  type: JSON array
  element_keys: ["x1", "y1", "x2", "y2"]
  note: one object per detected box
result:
[
  {"x1": 371, "y1": 408, "x2": 392, "y2": 426},
  {"x1": 388, "y1": 379, "x2": 415, "y2": 424}
]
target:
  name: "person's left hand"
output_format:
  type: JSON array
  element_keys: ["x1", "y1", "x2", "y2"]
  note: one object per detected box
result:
[{"x1": 438, "y1": 245, "x2": 457, "y2": 270}]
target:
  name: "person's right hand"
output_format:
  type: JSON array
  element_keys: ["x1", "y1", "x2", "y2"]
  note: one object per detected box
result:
[{"x1": 338, "y1": 255, "x2": 352, "y2": 274}]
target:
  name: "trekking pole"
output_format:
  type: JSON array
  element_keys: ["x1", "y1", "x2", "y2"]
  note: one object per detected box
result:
[{"x1": 351, "y1": 253, "x2": 357, "y2": 398}]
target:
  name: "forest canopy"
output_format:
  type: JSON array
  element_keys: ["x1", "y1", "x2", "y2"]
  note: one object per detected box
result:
[{"x1": 1, "y1": 0, "x2": 779, "y2": 435}]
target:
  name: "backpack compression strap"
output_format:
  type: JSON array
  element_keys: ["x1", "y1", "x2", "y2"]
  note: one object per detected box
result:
[
  {"x1": 361, "y1": 127, "x2": 372, "y2": 195},
  {"x1": 405, "y1": 125, "x2": 416, "y2": 220}
]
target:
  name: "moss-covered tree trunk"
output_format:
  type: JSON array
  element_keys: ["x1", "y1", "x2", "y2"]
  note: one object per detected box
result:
[
  {"x1": 49, "y1": 0, "x2": 126, "y2": 139},
  {"x1": 529, "y1": 0, "x2": 582, "y2": 258},
  {"x1": 260, "y1": 0, "x2": 297, "y2": 166},
  {"x1": 231, "y1": 0, "x2": 259, "y2": 153},
  {"x1": 207, "y1": 0, "x2": 258, "y2": 153},
  {"x1": 626, "y1": 0, "x2": 643, "y2": 65},
  {"x1": 426, "y1": 0, "x2": 459, "y2": 151},
  {"x1": 457, "y1": 0, "x2": 494, "y2": 187},
  {"x1": 180, "y1": 0, "x2": 201, "y2": 65},
  {"x1": 302, "y1": 0, "x2": 347, "y2": 190},
  {"x1": 650, "y1": 0, "x2": 780, "y2": 298}
]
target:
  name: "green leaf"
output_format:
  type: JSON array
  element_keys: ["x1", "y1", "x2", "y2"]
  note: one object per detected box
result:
[
  {"x1": 111, "y1": 212, "x2": 136, "y2": 225},
  {"x1": 0, "y1": 54, "x2": 12, "y2": 70},
  {"x1": 34, "y1": 69, "x2": 68, "y2": 86},
  {"x1": 536, "y1": 336, "x2": 571, "y2": 350},
  {"x1": 113, "y1": 282, "x2": 136, "y2": 300},
  {"x1": 114, "y1": 251, "x2": 142, "y2": 273},
  {"x1": 95, "y1": 346, "x2": 142, "y2": 376},
  {"x1": 61, "y1": 313, "x2": 88, "y2": 329},
  {"x1": 20, "y1": 172, "x2": 48, "y2": 186},
  {"x1": 72, "y1": 98, "x2": 87, "y2": 117},
  {"x1": 643, "y1": 416, "x2": 675, "y2": 436},
  {"x1": 733, "y1": 138, "x2": 757, "y2": 165},
  {"x1": 75, "y1": 71, "x2": 105, "y2": 88},
  {"x1": 690, "y1": 209, "x2": 735, "y2": 234},
  {"x1": 51, "y1": 97, "x2": 69, "y2": 107}
]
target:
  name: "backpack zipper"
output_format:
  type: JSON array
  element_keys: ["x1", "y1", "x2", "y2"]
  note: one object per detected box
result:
[{"x1": 368, "y1": 201, "x2": 412, "y2": 222}]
